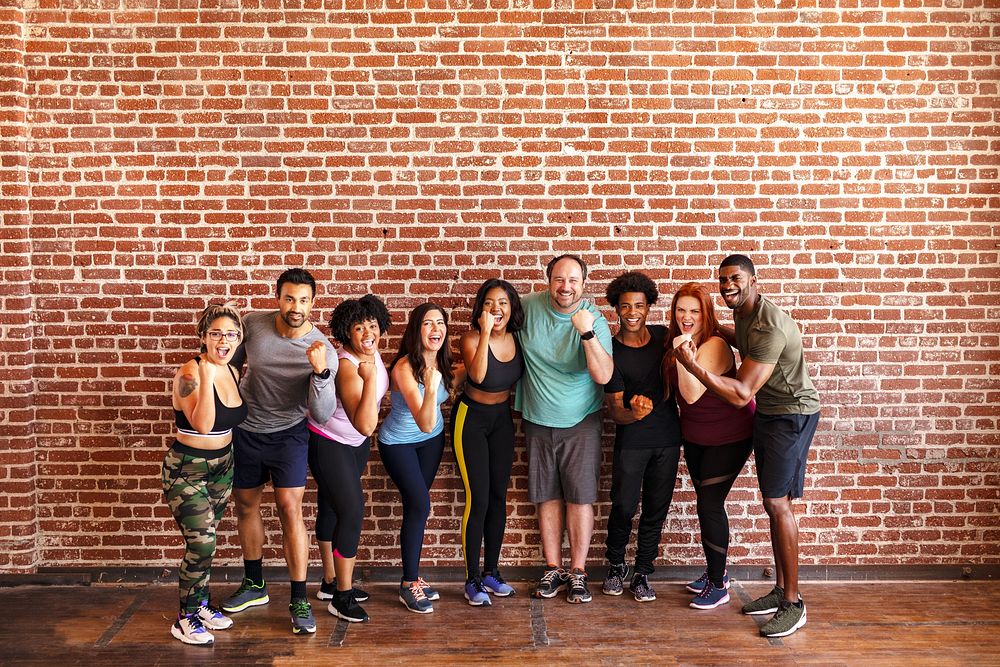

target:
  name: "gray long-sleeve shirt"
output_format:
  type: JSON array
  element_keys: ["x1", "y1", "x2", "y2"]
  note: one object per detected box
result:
[{"x1": 234, "y1": 310, "x2": 337, "y2": 433}]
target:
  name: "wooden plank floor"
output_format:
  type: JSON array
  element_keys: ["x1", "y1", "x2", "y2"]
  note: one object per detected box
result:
[{"x1": 1, "y1": 580, "x2": 998, "y2": 665}]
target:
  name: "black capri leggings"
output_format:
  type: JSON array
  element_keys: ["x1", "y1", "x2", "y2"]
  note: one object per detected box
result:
[
  {"x1": 451, "y1": 394, "x2": 516, "y2": 580},
  {"x1": 308, "y1": 432, "x2": 370, "y2": 559},
  {"x1": 683, "y1": 437, "x2": 753, "y2": 586}
]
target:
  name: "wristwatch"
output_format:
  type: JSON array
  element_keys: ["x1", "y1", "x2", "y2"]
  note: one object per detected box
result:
[
  {"x1": 580, "y1": 330, "x2": 596, "y2": 341},
  {"x1": 312, "y1": 368, "x2": 331, "y2": 380}
]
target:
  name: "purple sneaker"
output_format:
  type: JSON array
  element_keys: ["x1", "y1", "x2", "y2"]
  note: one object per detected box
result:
[
  {"x1": 685, "y1": 570, "x2": 730, "y2": 594},
  {"x1": 482, "y1": 570, "x2": 515, "y2": 597},
  {"x1": 690, "y1": 580, "x2": 731, "y2": 610}
]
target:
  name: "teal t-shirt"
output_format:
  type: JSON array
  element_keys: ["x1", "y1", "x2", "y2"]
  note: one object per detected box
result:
[{"x1": 514, "y1": 291, "x2": 613, "y2": 428}]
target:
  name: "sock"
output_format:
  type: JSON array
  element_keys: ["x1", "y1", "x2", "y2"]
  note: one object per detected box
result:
[
  {"x1": 244, "y1": 558, "x2": 264, "y2": 585},
  {"x1": 290, "y1": 580, "x2": 307, "y2": 601},
  {"x1": 793, "y1": 599, "x2": 804, "y2": 609}
]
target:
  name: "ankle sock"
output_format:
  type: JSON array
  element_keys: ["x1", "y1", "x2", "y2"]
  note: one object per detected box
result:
[
  {"x1": 290, "y1": 580, "x2": 307, "y2": 601},
  {"x1": 244, "y1": 559, "x2": 263, "y2": 585}
]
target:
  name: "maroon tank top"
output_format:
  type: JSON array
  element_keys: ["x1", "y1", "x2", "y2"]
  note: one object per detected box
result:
[{"x1": 669, "y1": 359, "x2": 755, "y2": 447}]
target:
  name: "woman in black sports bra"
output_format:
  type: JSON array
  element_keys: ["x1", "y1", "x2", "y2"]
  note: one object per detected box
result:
[
  {"x1": 451, "y1": 279, "x2": 525, "y2": 606},
  {"x1": 162, "y1": 303, "x2": 248, "y2": 646}
]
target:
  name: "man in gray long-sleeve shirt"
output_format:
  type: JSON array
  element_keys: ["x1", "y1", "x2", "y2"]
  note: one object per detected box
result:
[{"x1": 220, "y1": 268, "x2": 337, "y2": 636}]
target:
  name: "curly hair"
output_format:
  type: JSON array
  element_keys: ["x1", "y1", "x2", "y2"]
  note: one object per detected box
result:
[
  {"x1": 605, "y1": 271, "x2": 659, "y2": 308},
  {"x1": 328, "y1": 294, "x2": 391, "y2": 346},
  {"x1": 390, "y1": 302, "x2": 454, "y2": 388},
  {"x1": 196, "y1": 302, "x2": 244, "y2": 352},
  {"x1": 469, "y1": 279, "x2": 524, "y2": 333}
]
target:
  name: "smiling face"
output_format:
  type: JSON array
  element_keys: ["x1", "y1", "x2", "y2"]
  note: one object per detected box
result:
[
  {"x1": 718, "y1": 265, "x2": 756, "y2": 312},
  {"x1": 347, "y1": 318, "x2": 380, "y2": 357},
  {"x1": 548, "y1": 257, "x2": 585, "y2": 313},
  {"x1": 673, "y1": 295, "x2": 703, "y2": 340},
  {"x1": 202, "y1": 315, "x2": 242, "y2": 364},
  {"x1": 277, "y1": 282, "x2": 315, "y2": 331},
  {"x1": 420, "y1": 309, "x2": 447, "y2": 353},
  {"x1": 615, "y1": 291, "x2": 649, "y2": 336},
  {"x1": 482, "y1": 286, "x2": 511, "y2": 331}
]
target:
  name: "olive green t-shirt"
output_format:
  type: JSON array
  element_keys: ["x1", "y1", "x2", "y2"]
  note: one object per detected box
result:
[{"x1": 735, "y1": 296, "x2": 820, "y2": 416}]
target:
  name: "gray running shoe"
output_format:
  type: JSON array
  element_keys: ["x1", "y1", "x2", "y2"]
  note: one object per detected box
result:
[
  {"x1": 399, "y1": 581, "x2": 434, "y2": 614},
  {"x1": 630, "y1": 573, "x2": 656, "y2": 603},
  {"x1": 533, "y1": 567, "x2": 568, "y2": 599},
  {"x1": 221, "y1": 578, "x2": 269, "y2": 613},
  {"x1": 760, "y1": 599, "x2": 807, "y2": 637},
  {"x1": 195, "y1": 601, "x2": 233, "y2": 630},
  {"x1": 602, "y1": 563, "x2": 630, "y2": 596},
  {"x1": 566, "y1": 570, "x2": 592, "y2": 604},
  {"x1": 741, "y1": 585, "x2": 784, "y2": 616},
  {"x1": 289, "y1": 598, "x2": 317, "y2": 634}
]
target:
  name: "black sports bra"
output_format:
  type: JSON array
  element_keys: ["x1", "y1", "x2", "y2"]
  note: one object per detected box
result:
[
  {"x1": 174, "y1": 360, "x2": 248, "y2": 437},
  {"x1": 466, "y1": 335, "x2": 524, "y2": 393}
]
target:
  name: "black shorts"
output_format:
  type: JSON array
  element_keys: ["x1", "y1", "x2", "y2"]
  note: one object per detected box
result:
[
  {"x1": 233, "y1": 420, "x2": 310, "y2": 489},
  {"x1": 753, "y1": 412, "x2": 819, "y2": 500}
]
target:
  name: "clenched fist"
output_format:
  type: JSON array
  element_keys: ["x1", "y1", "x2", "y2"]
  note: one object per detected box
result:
[{"x1": 306, "y1": 340, "x2": 328, "y2": 374}]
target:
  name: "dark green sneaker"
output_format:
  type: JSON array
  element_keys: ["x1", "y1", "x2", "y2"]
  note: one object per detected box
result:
[
  {"x1": 221, "y1": 578, "x2": 269, "y2": 613},
  {"x1": 759, "y1": 599, "x2": 807, "y2": 637},
  {"x1": 741, "y1": 585, "x2": 784, "y2": 615}
]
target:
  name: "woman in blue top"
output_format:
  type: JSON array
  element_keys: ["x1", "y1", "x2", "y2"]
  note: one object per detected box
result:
[{"x1": 378, "y1": 302, "x2": 462, "y2": 614}]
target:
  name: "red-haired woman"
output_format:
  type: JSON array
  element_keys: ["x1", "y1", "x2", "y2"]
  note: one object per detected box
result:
[{"x1": 665, "y1": 283, "x2": 755, "y2": 610}]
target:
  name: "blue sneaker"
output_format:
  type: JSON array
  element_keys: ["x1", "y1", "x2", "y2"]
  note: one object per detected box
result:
[
  {"x1": 399, "y1": 581, "x2": 434, "y2": 614},
  {"x1": 482, "y1": 570, "x2": 515, "y2": 597},
  {"x1": 464, "y1": 578, "x2": 492, "y2": 607},
  {"x1": 685, "y1": 570, "x2": 730, "y2": 594},
  {"x1": 417, "y1": 577, "x2": 440, "y2": 601},
  {"x1": 690, "y1": 580, "x2": 731, "y2": 609},
  {"x1": 289, "y1": 598, "x2": 316, "y2": 634}
]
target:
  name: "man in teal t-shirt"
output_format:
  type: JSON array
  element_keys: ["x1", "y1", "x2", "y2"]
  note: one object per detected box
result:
[{"x1": 515, "y1": 254, "x2": 613, "y2": 604}]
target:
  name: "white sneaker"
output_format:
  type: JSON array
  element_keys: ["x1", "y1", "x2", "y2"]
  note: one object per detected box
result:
[
  {"x1": 196, "y1": 602, "x2": 233, "y2": 630},
  {"x1": 171, "y1": 614, "x2": 215, "y2": 645}
]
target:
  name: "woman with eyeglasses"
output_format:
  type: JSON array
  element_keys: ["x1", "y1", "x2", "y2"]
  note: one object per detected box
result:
[{"x1": 162, "y1": 303, "x2": 248, "y2": 645}]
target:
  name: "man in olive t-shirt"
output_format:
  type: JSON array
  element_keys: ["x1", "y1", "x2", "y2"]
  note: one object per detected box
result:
[{"x1": 675, "y1": 254, "x2": 819, "y2": 639}]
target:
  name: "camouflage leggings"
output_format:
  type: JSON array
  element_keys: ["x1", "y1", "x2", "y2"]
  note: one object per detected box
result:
[{"x1": 162, "y1": 442, "x2": 234, "y2": 613}]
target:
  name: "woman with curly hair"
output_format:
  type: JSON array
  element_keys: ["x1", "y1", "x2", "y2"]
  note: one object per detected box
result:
[{"x1": 307, "y1": 295, "x2": 392, "y2": 624}]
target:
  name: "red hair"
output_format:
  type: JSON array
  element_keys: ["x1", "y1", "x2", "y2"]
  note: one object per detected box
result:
[{"x1": 664, "y1": 283, "x2": 721, "y2": 369}]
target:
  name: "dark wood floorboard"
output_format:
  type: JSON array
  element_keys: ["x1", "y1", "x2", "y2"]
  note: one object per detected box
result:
[{"x1": 1, "y1": 581, "x2": 997, "y2": 665}]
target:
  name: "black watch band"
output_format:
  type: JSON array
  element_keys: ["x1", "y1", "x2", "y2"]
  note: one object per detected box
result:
[
  {"x1": 312, "y1": 368, "x2": 331, "y2": 380},
  {"x1": 580, "y1": 330, "x2": 596, "y2": 341}
]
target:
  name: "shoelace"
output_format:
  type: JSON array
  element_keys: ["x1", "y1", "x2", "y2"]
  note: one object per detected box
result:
[
  {"x1": 416, "y1": 577, "x2": 434, "y2": 591},
  {"x1": 469, "y1": 578, "x2": 488, "y2": 593},
  {"x1": 691, "y1": 572, "x2": 709, "y2": 588},
  {"x1": 408, "y1": 582, "x2": 428, "y2": 601},
  {"x1": 181, "y1": 612, "x2": 208, "y2": 631},
  {"x1": 569, "y1": 572, "x2": 587, "y2": 591},
  {"x1": 200, "y1": 602, "x2": 224, "y2": 617},
  {"x1": 696, "y1": 581, "x2": 715, "y2": 598},
  {"x1": 290, "y1": 600, "x2": 312, "y2": 618},
  {"x1": 540, "y1": 569, "x2": 562, "y2": 586},
  {"x1": 487, "y1": 571, "x2": 507, "y2": 585}
]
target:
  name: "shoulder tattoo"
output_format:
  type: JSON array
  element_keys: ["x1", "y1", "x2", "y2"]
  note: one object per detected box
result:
[{"x1": 179, "y1": 374, "x2": 198, "y2": 398}]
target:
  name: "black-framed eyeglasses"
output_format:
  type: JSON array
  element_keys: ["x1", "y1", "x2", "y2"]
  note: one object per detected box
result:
[{"x1": 207, "y1": 330, "x2": 241, "y2": 341}]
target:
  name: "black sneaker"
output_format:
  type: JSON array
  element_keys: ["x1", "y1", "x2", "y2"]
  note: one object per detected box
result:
[
  {"x1": 533, "y1": 567, "x2": 569, "y2": 599},
  {"x1": 630, "y1": 573, "x2": 656, "y2": 602},
  {"x1": 566, "y1": 569, "x2": 592, "y2": 604},
  {"x1": 317, "y1": 579, "x2": 369, "y2": 603},
  {"x1": 602, "y1": 562, "x2": 630, "y2": 596},
  {"x1": 328, "y1": 590, "x2": 369, "y2": 623}
]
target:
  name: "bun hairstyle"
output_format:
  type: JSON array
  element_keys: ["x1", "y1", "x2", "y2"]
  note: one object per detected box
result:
[{"x1": 196, "y1": 301, "x2": 244, "y2": 352}]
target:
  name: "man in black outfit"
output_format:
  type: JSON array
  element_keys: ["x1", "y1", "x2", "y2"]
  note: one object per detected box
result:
[{"x1": 601, "y1": 271, "x2": 683, "y2": 602}]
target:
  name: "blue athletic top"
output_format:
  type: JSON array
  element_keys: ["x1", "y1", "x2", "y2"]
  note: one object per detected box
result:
[{"x1": 378, "y1": 380, "x2": 449, "y2": 445}]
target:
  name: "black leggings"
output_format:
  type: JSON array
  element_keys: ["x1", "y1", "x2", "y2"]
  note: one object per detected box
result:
[
  {"x1": 605, "y1": 446, "x2": 680, "y2": 575},
  {"x1": 308, "y1": 432, "x2": 370, "y2": 559},
  {"x1": 683, "y1": 438, "x2": 753, "y2": 586},
  {"x1": 378, "y1": 432, "x2": 445, "y2": 582},
  {"x1": 451, "y1": 395, "x2": 515, "y2": 580}
]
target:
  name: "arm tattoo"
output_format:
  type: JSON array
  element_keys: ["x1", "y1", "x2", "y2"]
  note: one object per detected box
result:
[{"x1": 178, "y1": 374, "x2": 198, "y2": 398}]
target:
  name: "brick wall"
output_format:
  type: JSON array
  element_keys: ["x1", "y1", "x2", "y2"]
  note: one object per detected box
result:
[{"x1": 1, "y1": 0, "x2": 997, "y2": 573}]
